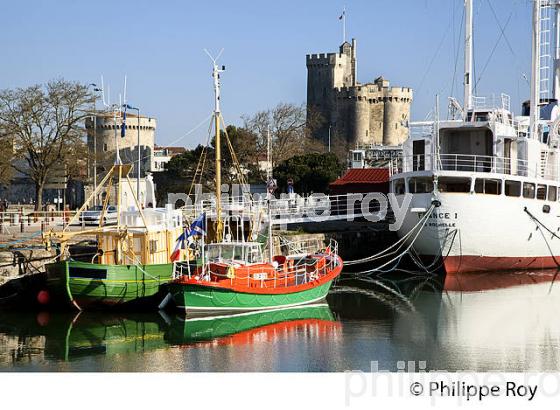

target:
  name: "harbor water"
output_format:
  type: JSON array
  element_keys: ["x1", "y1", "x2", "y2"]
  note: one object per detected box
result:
[{"x1": 1, "y1": 269, "x2": 560, "y2": 372}]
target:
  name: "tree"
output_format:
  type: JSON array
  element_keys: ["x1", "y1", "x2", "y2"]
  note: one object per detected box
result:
[
  {"x1": 0, "y1": 135, "x2": 13, "y2": 185},
  {"x1": 243, "y1": 102, "x2": 325, "y2": 169},
  {"x1": 273, "y1": 152, "x2": 345, "y2": 195},
  {"x1": 218, "y1": 125, "x2": 262, "y2": 184},
  {"x1": 0, "y1": 80, "x2": 93, "y2": 210},
  {"x1": 152, "y1": 145, "x2": 207, "y2": 204}
]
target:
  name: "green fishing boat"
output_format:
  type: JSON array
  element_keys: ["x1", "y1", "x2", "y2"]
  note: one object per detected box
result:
[
  {"x1": 44, "y1": 163, "x2": 189, "y2": 310},
  {"x1": 169, "y1": 58, "x2": 344, "y2": 315},
  {"x1": 46, "y1": 260, "x2": 175, "y2": 309}
]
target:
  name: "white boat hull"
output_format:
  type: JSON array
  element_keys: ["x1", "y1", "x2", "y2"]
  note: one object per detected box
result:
[{"x1": 397, "y1": 187, "x2": 560, "y2": 274}]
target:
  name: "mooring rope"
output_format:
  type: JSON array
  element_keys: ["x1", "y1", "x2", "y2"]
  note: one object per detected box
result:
[
  {"x1": 523, "y1": 207, "x2": 560, "y2": 268},
  {"x1": 343, "y1": 204, "x2": 436, "y2": 266},
  {"x1": 341, "y1": 202, "x2": 438, "y2": 276}
]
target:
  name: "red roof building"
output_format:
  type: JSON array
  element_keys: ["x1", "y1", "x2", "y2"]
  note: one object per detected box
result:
[{"x1": 329, "y1": 168, "x2": 390, "y2": 195}]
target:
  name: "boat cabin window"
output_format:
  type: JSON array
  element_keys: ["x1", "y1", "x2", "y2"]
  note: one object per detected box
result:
[
  {"x1": 149, "y1": 240, "x2": 158, "y2": 253},
  {"x1": 474, "y1": 112, "x2": 490, "y2": 122},
  {"x1": 412, "y1": 140, "x2": 425, "y2": 171},
  {"x1": 523, "y1": 182, "x2": 536, "y2": 199},
  {"x1": 206, "y1": 243, "x2": 264, "y2": 264},
  {"x1": 393, "y1": 178, "x2": 406, "y2": 195},
  {"x1": 537, "y1": 184, "x2": 547, "y2": 201},
  {"x1": 548, "y1": 186, "x2": 557, "y2": 202},
  {"x1": 408, "y1": 177, "x2": 433, "y2": 194},
  {"x1": 439, "y1": 128, "x2": 493, "y2": 169},
  {"x1": 474, "y1": 178, "x2": 501, "y2": 195},
  {"x1": 438, "y1": 177, "x2": 471, "y2": 193},
  {"x1": 505, "y1": 180, "x2": 521, "y2": 197}
]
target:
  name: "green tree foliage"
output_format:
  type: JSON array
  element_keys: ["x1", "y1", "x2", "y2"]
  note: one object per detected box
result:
[
  {"x1": 152, "y1": 144, "x2": 206, "y2": 204},
  {"x1": 154, "y1": 125, "x2": 265, "y2": 205},
  {"x1": 273, "y1": 152, "x2": 344, "y2": 195}
]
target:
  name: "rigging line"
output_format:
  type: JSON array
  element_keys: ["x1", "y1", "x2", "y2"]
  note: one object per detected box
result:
[
  {"x1": 474, "y1": 10, "x2": 514, "y2": 90},
  {"x1": 417, "y1": 18, "x2": 454, "y2": 96},
  {"x1": 161, "y1": 113, "x2": 214, "y2": 149},
  {"x1": 486, "y1": 0, "x2": 518, "y2": 59},
  {"x1": 119, "y1": 113, "x2": 214, "y2": 168},
  {"x1": 93, "y1": 113, "x2": 215, "y2": 189},
  {"x1": 450, "y1": 2, "x2": 465, "y2": 101}
]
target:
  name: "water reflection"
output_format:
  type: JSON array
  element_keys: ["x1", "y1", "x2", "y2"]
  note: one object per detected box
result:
[
  {"x1": 0, "y1": 270, "x2": 559, "y2": 371},
  {"x1": 331, "y1": 270, "x2": 560, "y2": 371},
  {"x1": 166, "y1": 304, "x2": 339, "y2": 347}
]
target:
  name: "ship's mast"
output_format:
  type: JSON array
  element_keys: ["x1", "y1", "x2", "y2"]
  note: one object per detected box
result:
[
  {"x1": 463, "y1": 0, "x2": 473, "y2": 116},
  {"x1": 207, "y1": 50, "x2": 225, "y2": 241},
  {"x1": 530, "y1": 0, "x2": 542, "y2": 139}
]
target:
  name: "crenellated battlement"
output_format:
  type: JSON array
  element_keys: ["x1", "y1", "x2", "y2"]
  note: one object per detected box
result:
[
  {"x1": 333, "y1": 85, "x2": 412, "y2": 102},
  {"x1": 306, "y1": 52, "x2": 351, "y2": 66},
  {"x1": 306, "y1": 38, "x2": 411, "y2": 147}
]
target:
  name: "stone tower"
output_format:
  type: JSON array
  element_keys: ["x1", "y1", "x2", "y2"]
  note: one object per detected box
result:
[
  {"x1": 85, "y1": 111, "x2": 156, "y2": 178},
  {"x1": 306, "y1": 41, "x2": 412, "y2": 147},
  {"x1": 306, "y1": 39, "x2": 357, "y2": 140}
]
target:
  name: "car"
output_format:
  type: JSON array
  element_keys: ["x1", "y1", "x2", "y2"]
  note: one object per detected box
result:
[{"x1": 79, "y1": 205, "x2": 118, "y2": 226}]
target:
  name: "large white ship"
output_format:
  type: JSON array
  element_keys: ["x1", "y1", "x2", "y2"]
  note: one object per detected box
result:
[{"x1": 391, "y1": 0, "x2": 560, "y2": 274}]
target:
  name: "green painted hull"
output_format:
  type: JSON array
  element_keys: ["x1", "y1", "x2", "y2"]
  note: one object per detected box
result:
[
  {"x1": 169, "y1": 280, "x2": 334, "y2": 314},
  {"x1": 45, "y1": 260, "x2": 174, "y2": 309},
  {"x1": 166, "y1": 303, "x2": 335, "y2": 344}
]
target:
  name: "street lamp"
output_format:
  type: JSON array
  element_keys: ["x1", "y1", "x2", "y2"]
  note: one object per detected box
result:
[
  {"x1": 88, "y1": 83, "x2": 103, "y2": 206},
  {"x1": 124, "y1": 104, "x2": 141, "y2": 204}
]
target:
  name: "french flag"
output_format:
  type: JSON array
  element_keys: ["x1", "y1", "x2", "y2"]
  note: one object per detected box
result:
[
  {"x1": 170, "y1": 229, "x2": 187, "y2": 262},
  {"x1": 190, "y1": 213, "x2": 206, "y2": 236}
]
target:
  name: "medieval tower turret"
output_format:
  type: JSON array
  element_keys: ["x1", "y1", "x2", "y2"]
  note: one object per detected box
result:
[{"x1": 306, "y1": 39, "x2": 412, "y2": 147}]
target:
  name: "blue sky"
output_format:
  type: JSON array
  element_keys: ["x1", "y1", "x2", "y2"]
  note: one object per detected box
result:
[{"x1": 0, "y1": 0, "x2": 533, "y2": 147}]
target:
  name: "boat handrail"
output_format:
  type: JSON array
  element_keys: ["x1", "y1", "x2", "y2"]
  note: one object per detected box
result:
[
  {"x1": 393, "y1": 153, "x2": 556, "y2": 180},
  {"x1": 173, "y1": 239, "x2": 340, "y2": 288}
]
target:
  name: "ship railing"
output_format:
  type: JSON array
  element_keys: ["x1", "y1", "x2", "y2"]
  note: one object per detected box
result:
[
  {"x1": 472, "y1": 93, "x2": 511, "y2": 112},
  {"x1": 395, "y1": 153, "x2": 554, "y2": 179},
  {"x1": 180, "y1": 193, "x2": 394, "y2": 225},
  {"x1": 277, "y1": 235, "x2": 325, "y2": 257},
  {"x1": 0, "y1": 209, "x2": 79, "y2": 233},
  {"x1": 173, "y1": 261, "x2": 193, "y2": 279},
  {"x1": 195, "y1": 241, "x2": 340, "y2": 289}
]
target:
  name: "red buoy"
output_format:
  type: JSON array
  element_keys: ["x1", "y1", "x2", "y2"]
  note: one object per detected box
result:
[
  {"x1": 37, "y1": 290, "x2": 50, "y2": 305},
  {"x1": 36, "y1": 312, "x2": 50, "y2": 327}
]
